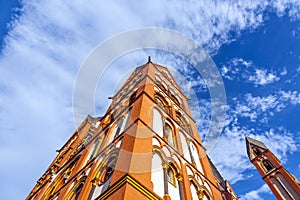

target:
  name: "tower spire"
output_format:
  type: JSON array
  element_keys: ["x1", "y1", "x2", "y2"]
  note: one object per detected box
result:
[{"x1": 246, "y1": 136, "x2": 300, "y2": 199}]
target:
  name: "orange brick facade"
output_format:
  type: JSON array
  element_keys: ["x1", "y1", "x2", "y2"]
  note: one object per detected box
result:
[{"x1": 27, "y1": 59, "x2": 238, "y2": 200}]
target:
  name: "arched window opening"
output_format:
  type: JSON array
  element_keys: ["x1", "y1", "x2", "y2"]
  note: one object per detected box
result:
[
  {"x1": 262, "y1": 160, "x2": 274, "y2": 172},
  {"x1": 99, "y1": 157, "x2": 117, "y2": 185},
  {"x1": 189, "y1": 142, "x2": 204, "y2": 174},
  {"x1": 170, "y1": 93, "x2": 180, "y2": 106},
  {"x1": 176, "y1": 112, "x2": 183, "y2": 125},
  {"x1": 89, "y1": 154, "x2": 118, "y2": 199},
  {"x1": 166, "y1": 167, "x2": 176, "y2": 186},
  {"x1": 199, "y1": 188, "x2": 211, "y2": 200},
  {"x1": 252, "y1": 146, "x2": 262, "y2": 156},
  {"x1": 164, "y1": 164, "x2": 182, "y2": 200},
  {"x1": 151, "y1": 152, "x2": 164, "y2": 197},
  {"x1": 89, "y1": 134, "x2": 105, "y2": 159},
  {"x1": 153, "y1": 109, "x2": 164, "y2": 138},
  {"x1": 179, "y1": 132, "x2": 192, "y2": 162},
  {"x1": 108, "y1": 109, "x2": 131, "y2": 144},
  {"x1": 66, "y1": 178, "x2": 86, "y2": 200},
  {"x1": 129, "y1": 91, "x2": 137, "y2": 104},
  {"x1": 164, "y1": 124, "x2": 175, "y2": 148},
  {"x1": 176, "y1": 112, "x2": 191, "y2": 134},
  {"x1": 154, "y1": 93, "x2": 170, "y2": 114},
  {"x1": 115, "y1": 119, "x2": 122, "y2": 136},
  {"x1": 190, "y1": 182, "x2": 199, "y2": 200},
  {"x1": 157, "y1": 83, "x2": 167, "y2": 92},
  {"x1": 43, "y1": 160, "x2": 78, "y2": 199}
]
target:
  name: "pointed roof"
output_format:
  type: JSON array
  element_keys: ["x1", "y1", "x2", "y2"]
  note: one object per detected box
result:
[{"x1": 245, "y1": 136, "x2": 267, "y2": 159}]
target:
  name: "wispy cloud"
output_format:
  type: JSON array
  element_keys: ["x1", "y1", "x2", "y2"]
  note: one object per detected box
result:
[
  {"x1": 232, "y1": 90, "x2": 300, "y2": 122},
  {"x1": 248, "y1": 69, "x2": 280, "y2": 86},
  {"x1": 241, "y1": 184, "x2": 272, "y2": 200},
  {"x1": 1, "y1": 1, "x2": 300, "y2": 199},
  {"x1": 221, "y1": 57, "x2": 283, "y2": 86}
]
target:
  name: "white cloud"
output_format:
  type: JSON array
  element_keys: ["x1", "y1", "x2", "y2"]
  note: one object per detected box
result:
[
  {"x1": 248, "y1": 69, "x2": 280, "y2": 86},
  {"x1": 222, "y1": 57, "x2": 282, "y2": 86},
  {"x1": 280, "y1": 67, "x2": 288, "y2": 75},
  {"x1": 232, "y1": 90, "x2": 300, "y2": 122},
  {"x1": 241, "y1": 184, "x2": 272, "y2": 200},
  {"x1": 1, "y1": 0, "x2": 300, "y2": 199}
]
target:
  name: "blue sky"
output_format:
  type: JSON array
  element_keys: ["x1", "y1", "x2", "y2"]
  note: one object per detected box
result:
[{"x1": 0, "y1": 1, "x2": 300, "y2": 200}]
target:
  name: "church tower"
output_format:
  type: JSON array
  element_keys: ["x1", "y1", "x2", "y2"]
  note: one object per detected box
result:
[
  {"x1": 246, "y1": 136, "x2": 300, "y2": 199},
  {"x1": 27, "y1": 58, "x2": 237, "y2": 200}
]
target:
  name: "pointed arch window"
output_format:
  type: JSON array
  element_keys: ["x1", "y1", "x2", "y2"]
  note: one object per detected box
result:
[
  {"x1": 179, "y1": 131, "x2": 192, "y2": 162},
  {"x1": 176, "y1": 112, "x2": 191, "y2": 134},
  {"x1": 66, "y1": 178, "x2": 86, "y2": 200},
  {"x1": 151, "y1": 152, "x2": 164, "y2": 197},
  {"x1": 151, "y1": 151, "x2": 183, "y2": 199},
  {"x1": 153, "y1": 109, "x2": 164, "y2": 138},
  {"x1": 89, "y1": 154, "x2": 118, "y2": 199},
  {"x1": 190, "y1": 180, "x2": 211, "y2": 200},
  {"x1": 98, "y1": 157, "x2": 117, "y2": 186},
  {"x1": 108, "y1": 109, "x2": 131, "y2": 144},
  {"x1": 190, "y1": 182, "x2": 199, "y2": 200},
  {"x1": 154, "y1": 93, "x2": 170, "y2": 114},
  {"x1": 164, "y1": 165, "x2": 182, "y2": 200},
  {"x1": 252, "y1": 146, "x2": 262, "y2": 156},
  {"x1": 170, "y1": 93, "x2": 180, "y2": 106},
  {"x1": 43, "y1": 159, "x2": 78, "y2": 199},
  {"x1": 129, "y1": 91, "x2": 137, "y2": 105},
  {"x1": 262, "y1": 160, "x2": 274, "y2": 172},
  {"x1": 166, "y1": 167, "x2": 176, "y2": 186},
  {"x1": 164, "y1": 124, "x2": 175, "y2": 148},
  {"x1": 189, "y1": 141, "x2": 204, "y2": 174},
  {"x1": 89, "y1": 134, "x2": 105, "y2": 159}
]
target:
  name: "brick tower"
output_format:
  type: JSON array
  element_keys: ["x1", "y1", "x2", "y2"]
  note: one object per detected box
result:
[
  {"x1": 246, "y1": 136, "x2": 300, "y2": 199},
  {"x1": 27, "y1": 58, "x2": 237, "y2": 200}
]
